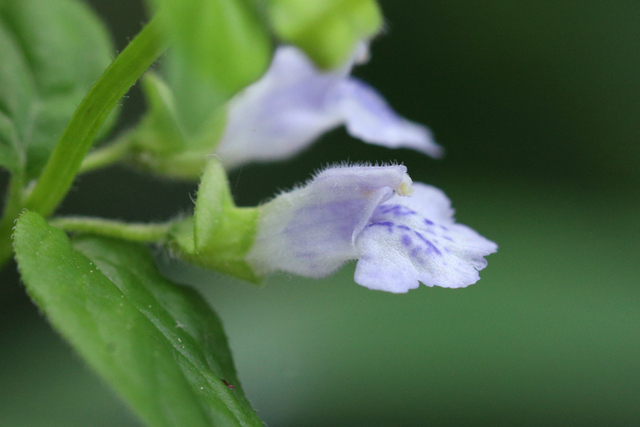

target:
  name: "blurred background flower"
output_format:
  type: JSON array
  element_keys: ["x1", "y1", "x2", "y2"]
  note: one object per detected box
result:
[{"x1": 1, "y1": 0, "x2": 639, "y2": 425}]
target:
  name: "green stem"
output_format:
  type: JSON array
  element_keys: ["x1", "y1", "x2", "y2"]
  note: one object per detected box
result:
[
  {"x1": 0, "y1": 174, "x2": 26, "y2": 265},
  {"x1": 79, "y1": 134, "x2": 133, "y2": 174},
  {"x1": 24, "y1": 15, "x2": 167, "y2": 217},
  {"x1": 50, "y1": 216, "x2": 176, "y2": 243}
]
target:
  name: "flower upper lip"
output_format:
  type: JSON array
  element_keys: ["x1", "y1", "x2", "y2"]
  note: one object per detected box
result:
[{"x1": 215, "y1": 45, "x2": 443, "y2": 169}]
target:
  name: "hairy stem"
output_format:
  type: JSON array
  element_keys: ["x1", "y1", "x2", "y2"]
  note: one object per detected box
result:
[
  {"x1": 0, "y1": 174, "x2": 25, "y2": 265},
  {"x1": 50, "y1": 216, "x2": 176, "y2": 243}
]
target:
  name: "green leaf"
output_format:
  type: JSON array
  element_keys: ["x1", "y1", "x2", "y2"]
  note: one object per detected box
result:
[
  {"x1": 0, "y1": 0, "x2": 116, "y2": 179},
  {"x1": 14, "y1": 211, "x2": 262, "y2": 427},
  {"x1": 151, "y1": 0, "x2": 272, "y2": 98},
  {"x1": 264, "y1": 0, "x2": 383, "y2": 69}
]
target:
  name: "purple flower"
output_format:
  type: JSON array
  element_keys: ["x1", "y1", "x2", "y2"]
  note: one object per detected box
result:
[
  {"x1": 247, "y1": 165, "x2": 496, "y2": 293},
  {"x1": 215, "y1": 46, "x2": 443, "y2": 168}
]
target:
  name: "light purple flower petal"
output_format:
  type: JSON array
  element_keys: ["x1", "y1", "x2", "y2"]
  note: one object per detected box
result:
[
  {"x1": 332, "y1": 79, "x2": 443, "y2": 158},
  {"x1": 354, "y1": 183, "x2": 498, "y2": 293},
  {"x1": 215, "y1": 46, "x2": 442, "y2": 168},
  {"x1": 247, "y1": 165, "x2": 411, "y2": 277}
]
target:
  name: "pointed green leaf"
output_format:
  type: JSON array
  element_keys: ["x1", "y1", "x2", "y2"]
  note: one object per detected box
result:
[
  {"x1": 171, "y1": 160, "x2": 260, "y2": 282},
  {"x1": 14, "y1": 211, "x2": 262, "y2": 427},
  {"x1": 0, "y1": 0, "x2": 116, "y2": 178}
]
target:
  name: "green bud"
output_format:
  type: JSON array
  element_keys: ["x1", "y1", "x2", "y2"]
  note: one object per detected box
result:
[
  {"x1": 170, "y1": 159, "x2": 261, "y2": 282},
  {"x1": 127, "y1": 73, "x2": 227, "y2": 180},
  {"x1": 149, "y1": 0, "x2": 273, "y2": 97},
  {"x1": 265, "y1": 0, "x2": 383, "y2": 69}
]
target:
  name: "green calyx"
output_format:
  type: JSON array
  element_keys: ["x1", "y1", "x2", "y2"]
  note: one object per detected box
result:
[
  {"x1": 265, "y1": 0, "x2": 383, "y2": 69},
  {"x1": 170, "y1": 159, "x2": 261, "y2": 282}
]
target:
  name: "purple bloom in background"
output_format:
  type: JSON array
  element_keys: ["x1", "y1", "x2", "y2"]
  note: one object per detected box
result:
[
  {"x1": 215, "y1": 46, "x2": 443, "y2": 168},
  {"x1": 247, "y1": 165, "x2": 496, "y2": 293}
]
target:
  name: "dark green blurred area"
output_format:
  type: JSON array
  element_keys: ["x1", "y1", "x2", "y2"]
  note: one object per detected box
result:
[{"x1": 1, "y1": 0, "x2": 639, "y2": 425}]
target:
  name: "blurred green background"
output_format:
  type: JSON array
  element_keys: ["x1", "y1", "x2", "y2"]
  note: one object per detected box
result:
[{"x1": 1, "y1": 0, "x2": 639, "y2": 425}]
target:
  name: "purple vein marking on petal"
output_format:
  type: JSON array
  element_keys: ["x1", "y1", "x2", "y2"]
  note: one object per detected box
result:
[
  {"x1": 414, "y1": 231, "x2": 442, "y2": 256},
  {"x1": 401, "y1": 234, "x2": 412, "y2": 247},
  {"x1": 424, "y1": 218, "x2": 434, "y2": 226},
  {"x1": 440, "y1": 225, "x2": 449, "y2": 231},
  {"x1": 367, "y1": 221, "x2": 395, "y2": 233},
  {"x1": 397, "y1": 225, "x2": 411, "y2": 231},
  {"x1": 410, "y1": 247, "x2": 424, "y2": 263}
]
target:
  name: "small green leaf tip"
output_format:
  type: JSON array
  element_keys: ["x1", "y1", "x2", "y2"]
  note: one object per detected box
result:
[
  {"x1": 265, "y1": 0, "x2": 383, "y2": 69},
  {"x1": 170, "y1": 159, "x2": 261, "y2": 282}
]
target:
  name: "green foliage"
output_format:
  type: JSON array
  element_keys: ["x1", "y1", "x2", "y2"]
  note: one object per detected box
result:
[
  {"x1": 171, "y1": 160, "x2": 260, "y2": 282},
  {"x1": 150, "y1": 0, "x2": 272, "y2": 98},
  {"x1": 14, "y1": 211, "x2": 262, "y2": 427},
  {"x1": 127, "y1": 73, "x2": 227, "y2": 179},
  {"x1": 0, "y1": 0, "x2": 116, "y2": 179},
  {"x1": 21, "y1": 14, "x2": 165, "y2": 220},
  {"x1": 264, "y1": 0, "x2": 382, "y2": 69}
]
